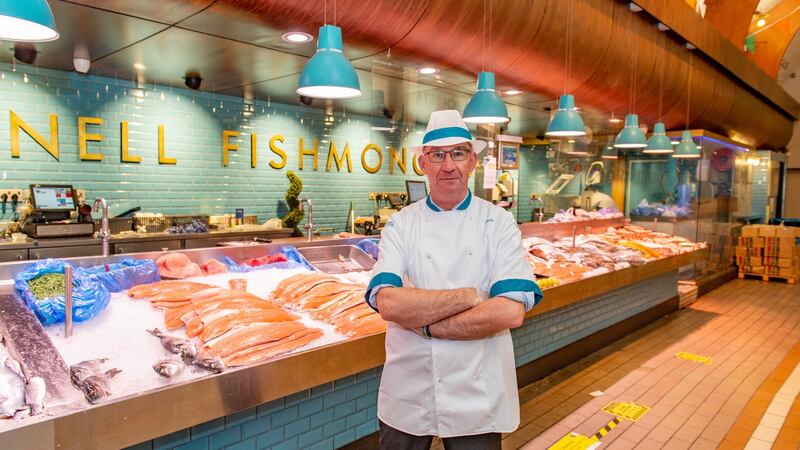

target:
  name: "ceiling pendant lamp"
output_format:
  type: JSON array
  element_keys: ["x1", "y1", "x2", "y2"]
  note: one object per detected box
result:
[
  {"x1": 615, "y1": 7, "x2": 647, "y2": 150},
  {"x1": 614, "y1": 114, "x2": 647, "y2": 148},
  {"x1": 672, "y1": 50, "x2": 700, "y2": 159},
  {"x1": 546, "y1": 0, "x2": 585, "y2": 137},
  {"x1": 463, "y1": 71, "x2": 509, "y2": 124},
  {"x1": 297, "y1": 21, "x2": 361, "y2": 99},
  {"x1": 602, "y1": 146, "x2": 618, "y2": 160},
  {"x1": 547, "y1": 94, "x2": 585, "y2": 137},
  {"x1": 673, "y1": 131, "x2": 700, "y2": 158},
  {"x1": 463, "y1": 0, "x2": 509, "y2": 124},
  {"x1": 0, "y1": 0, "x2": 59, "y2": 42},
  {"x1": 644, "y1": 33, "x2": 673, "y2": 154},
  {"x1": 644, "y1": 122, "x2": 674, "y2": 154}
]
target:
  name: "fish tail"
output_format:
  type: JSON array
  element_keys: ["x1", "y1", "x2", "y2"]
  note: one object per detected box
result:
[
  {"x1": 105, "y1": 368, "x2": 122, "y2": 378},
  {"x1": 146, "y1": 328, "x2": 162, "y2": 337}
]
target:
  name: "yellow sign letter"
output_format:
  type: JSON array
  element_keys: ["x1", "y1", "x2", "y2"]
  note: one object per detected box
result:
[
  {"x1": 158, "y1": 125, "x2": 177, "y2": 165},
  {"x1": 389, "y1": 146, "x2": 407, "y2": 175},
  {"x1": 222, "y1": 130, "x2": 239, "y2": 167},
  {"x1": 361, "y1": 144, "x2": 383, "y2": 174},
  {"x1": 269, "y1": 134, "x2": 287, "y2": 169},
  {"x1": 78, "y1": 117, "x2": 104, "y2": 161},
  {"x1": 120, "y1": 121, "x2": 142, "y2": 163},
  {"x1": 10, "y1": 111, "x2": 59, "y2": 160},
  {"x1": 299, "y1": 137, "x2": 319, "y2": 171},
  {"x1": 326, "y1": 141, "x2": 353, "y2": 172}
]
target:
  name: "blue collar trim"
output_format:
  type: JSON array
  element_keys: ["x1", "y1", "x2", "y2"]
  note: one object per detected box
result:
[
  {"x1": 423, "y1": 126, "x2": 473, "y2": 144},
  {"x1": 426, "y1": 190, "x2": 472, "y2": 212}
]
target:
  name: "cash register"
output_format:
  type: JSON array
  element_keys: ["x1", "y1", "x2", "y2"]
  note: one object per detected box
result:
[{"x1": 22, "y1": 184, "x2": 95, "y2": 238}]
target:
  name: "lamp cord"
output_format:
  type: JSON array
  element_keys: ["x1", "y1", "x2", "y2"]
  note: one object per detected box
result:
[
  {"x1": 686, "y1": 51, "x2": 693, "y2": 129},
  {"x1": 324, "y1": 0, "x2": 327, "y2": 25},
  {"x1": 482, "y1": 0, "x2": 486, "y2": 72},
  {"x1": 566, "y1": 0, "x2": 573, "y2": 94},
  {"x1": 489, "y1": 0, "x2": 493, "y2": 73},
  {"x1": 631, "y1": 11, "x2": 638, "y2": 115},
  {"x1": 658, "y1": 32, "x2": 664, "y2": 122}
]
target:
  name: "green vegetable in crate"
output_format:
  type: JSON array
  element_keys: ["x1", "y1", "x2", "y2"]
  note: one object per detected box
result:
[
  {"x1": 282, "y1": 170, "x2": 305, "y2": 237},
  {"x1": 27, "y1": 273, "x2": 67, "y2": 301}
]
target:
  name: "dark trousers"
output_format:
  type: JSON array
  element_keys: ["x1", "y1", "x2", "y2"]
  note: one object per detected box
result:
[{"x1": 379, "y1": 420, "x2": 502, "y2": 450}]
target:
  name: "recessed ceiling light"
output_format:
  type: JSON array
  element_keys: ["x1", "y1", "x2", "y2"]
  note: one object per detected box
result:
[
  {"x1": 134, "y1": 63, "x2": 146, "y2": 70},
  {"x1": 371, "y1": 126, "x2": 394, "y2": 132},
  {"x1": 417, "y1": 67, "x2": 439, "y2": 75},
  {"x1": 567, "y1": 139, "x2": 576, "y2": 143},
  {"x1": 757, "y1": 18, "x2": 766, "y2": 27},
  {"x1": 281, "y1": 31, "x2": 313, "y2": 43},
  {"x1": 608, "y1": 117, "x2": 623, "y2": 123},
  {"x1": 503, "y1": 89, "x2": 523, "y2": 96}
]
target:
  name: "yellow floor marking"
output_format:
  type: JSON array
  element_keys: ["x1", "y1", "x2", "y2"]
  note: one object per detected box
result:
[
  {"x1": 548, "y1": 418, "x2": 620, "y2": 450},
  {"x1": 675, "y1": 351, "x2": 712, "y2": 365},
  {"x1": 602, "y1": 401, "x2": 650, "y2": 421}
]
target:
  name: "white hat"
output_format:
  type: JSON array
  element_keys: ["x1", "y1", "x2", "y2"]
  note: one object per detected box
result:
[{"x1": 410, "y1": 110, "x2": 488, "y2": 155}]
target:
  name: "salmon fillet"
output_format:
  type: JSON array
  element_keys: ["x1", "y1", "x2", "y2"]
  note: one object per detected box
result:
[
  {"x1": 204, "y1": 322, "x2": 308, "y2": 357},
  {"x1": 341, "y1": 314, "x2": 386, "y2": 337},
  {"x1": 224, "y1": 328, "x2": 323, "y2": 366},
  {"x1": 128, "y1": 281, "x2": 215, "y2": 302},
  {"x1": 311, "y1": 294, "x2": 363, "y2": 320},
  {"x1": 164, "y1": 303, "x2": 196, "y2": 330},
  {"x1": 273, "y1": 273, "x2": 333, "y2": 298},
  {"x1": 200, "y1": 309, "x2": 299, "y2": 342}
]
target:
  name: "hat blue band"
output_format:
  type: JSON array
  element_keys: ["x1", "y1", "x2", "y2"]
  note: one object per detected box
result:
[{"x1": 422, "y1": 126, "x2": 473, "y2": 145}]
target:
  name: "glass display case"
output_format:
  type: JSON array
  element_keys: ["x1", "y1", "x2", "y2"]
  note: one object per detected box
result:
[
  {"x1": 515, "y1": 137, "x2": 619, "y2": 224},
  {"x1": 626, "y1": 130, "x2": 755, "y2": 280}
]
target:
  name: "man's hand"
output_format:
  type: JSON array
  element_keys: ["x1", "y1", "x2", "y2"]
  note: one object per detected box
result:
[
  {"x1": 427, "y1": 296, "x2": 525, "y2": 340},
  {"x1": 376, "y1": 287, "x2": 482, "y2": 329}
]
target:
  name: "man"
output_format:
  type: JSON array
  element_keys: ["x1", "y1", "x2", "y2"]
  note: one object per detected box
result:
[{"x1": 365, "y1": 110, "x2": 542, "y2": 449}]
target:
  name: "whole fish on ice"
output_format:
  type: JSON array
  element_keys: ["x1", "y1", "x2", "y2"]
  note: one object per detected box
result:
[
  {"x1": 147, "y1": 328, "x2": 197, "y2": 359},
  {"x1": 69, "y1": 358, "x2": 109, "y2": 389},
  {"x1": 191, "y1": 353, "x2": 225, "y2": 374},
  {"x1": 152, "y1": 359, "x2": 185, "y2": 378},
  {"x1": 81, "y1": 368, "x2": 122, "y2": 405}
]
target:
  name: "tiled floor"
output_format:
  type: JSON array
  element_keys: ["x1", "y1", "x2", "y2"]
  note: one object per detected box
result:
[{"x1": 498, "y1": 278, "x2": 800, "y2": 450}]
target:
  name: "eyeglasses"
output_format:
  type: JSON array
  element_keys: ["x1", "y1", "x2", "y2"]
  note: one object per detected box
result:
[{"x1": 423, "y1": 148, "x2": 472, "y2": 163}]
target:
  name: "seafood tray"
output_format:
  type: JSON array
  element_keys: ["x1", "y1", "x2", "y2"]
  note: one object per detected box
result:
[
  {"x1": 134, "y1": 215, "x2": 210, "y2": 233},
  {"x1": 298, "y1": 245, "x2": 375, "y2": 274}
]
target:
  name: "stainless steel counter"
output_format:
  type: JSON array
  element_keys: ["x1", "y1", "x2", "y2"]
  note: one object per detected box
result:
[
  {"x1": 0, "y1": 228, "x2": 295, "y2": 262},
  {"x1": 0, "y1": 234, "x2": 705, "y2": 449}
]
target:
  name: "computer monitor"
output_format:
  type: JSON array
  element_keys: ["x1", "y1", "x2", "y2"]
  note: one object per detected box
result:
[
  {"x1": 30, "y1": 184, "x2": 76, "y2": 212},
  {"x1": 405, "y1": 180, "x2": 428, "y2": 204}
]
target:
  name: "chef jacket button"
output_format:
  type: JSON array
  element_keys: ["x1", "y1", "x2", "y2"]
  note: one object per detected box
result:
[
  {"x1": 426, "y1": 252, "x2": 432, "y2": 259},
  {"x1": 438, "y1": 378, "x2": 443, "y2": 383},
  {"x1": 468, "y1": 251, "x2": 473, "y2": 256}
]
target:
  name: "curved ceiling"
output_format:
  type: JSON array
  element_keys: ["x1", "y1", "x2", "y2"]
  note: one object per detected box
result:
[{"x1": 2, "y1": 0, "x2": 796, "y2": 149}]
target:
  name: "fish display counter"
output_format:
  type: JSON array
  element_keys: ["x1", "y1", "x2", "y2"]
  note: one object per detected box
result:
[{"x1": 0, "y1": 228, "x2": 705, "y2": 449}]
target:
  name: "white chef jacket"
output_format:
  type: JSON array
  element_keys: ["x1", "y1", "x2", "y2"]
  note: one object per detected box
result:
[{"x1": 365, "y1": 190, "x2": 542, "y2": 437}]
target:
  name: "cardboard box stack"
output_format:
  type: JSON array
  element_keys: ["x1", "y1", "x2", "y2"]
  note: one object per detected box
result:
[{"x1": 737, "y1": 225, "x2": 800, "y2": 280}]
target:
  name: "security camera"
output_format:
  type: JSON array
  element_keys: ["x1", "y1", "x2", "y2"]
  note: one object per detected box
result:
[
  {"x1": 13, "y1": 43, "x2": 38, "y2": 65},
  {"x1": 183, "y1": 72, "x2": 203, "y2": 90},
  {"x1": 381, "y1": 107, "x2": 393, "y2": 120},
  {"x1": 73, "y1": 57, "x2": 90, "y2": 74},
  {"x1": 299, "y1": 95, "x2": 313, "y2": 106}
]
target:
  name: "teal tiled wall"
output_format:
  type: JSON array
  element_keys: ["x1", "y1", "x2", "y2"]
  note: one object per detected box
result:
[
  {"x1": 0, "y1": 63, "x2": 425, "y2": 231},
  {"x1": 127, "y1": 273, "x2": 676, "y2": 449}
]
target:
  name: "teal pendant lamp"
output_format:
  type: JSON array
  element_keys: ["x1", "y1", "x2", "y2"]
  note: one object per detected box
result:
[
  {"x1": 614, "y1": 114, "x2": 647, "y2": 149},
  {"x1": 672, "y1": 131, "x2": 700, "y2": 158},
  {"x1": 602, "y1": 146, "x2": 618, "y2": 160},
  {"x1": 644, "y1": 122, "x2": 674, "y2": 154},
  {"x1": 546, "y1": 0, "x2": 584, "y2": 137},
  {"x1": 615, "y1": 7, "x2": 647, "y2": 150},
  {"x1": 0, "y1": 0, "x2": 59, "y2": 42},
  {"x1": 297, "y1": 24, "x2": 362, "y2": 99},
  {"x1": 463, "y1": 71, "x2": 509, "y2": 124},
  {"x1": 546, "y1": 94, "x2": 585, "y2": 137}
]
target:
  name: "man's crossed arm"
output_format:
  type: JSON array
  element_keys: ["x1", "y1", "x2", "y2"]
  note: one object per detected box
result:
[{"x1": 376, "y1": 287, "x2": 525, "y2": 340}]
